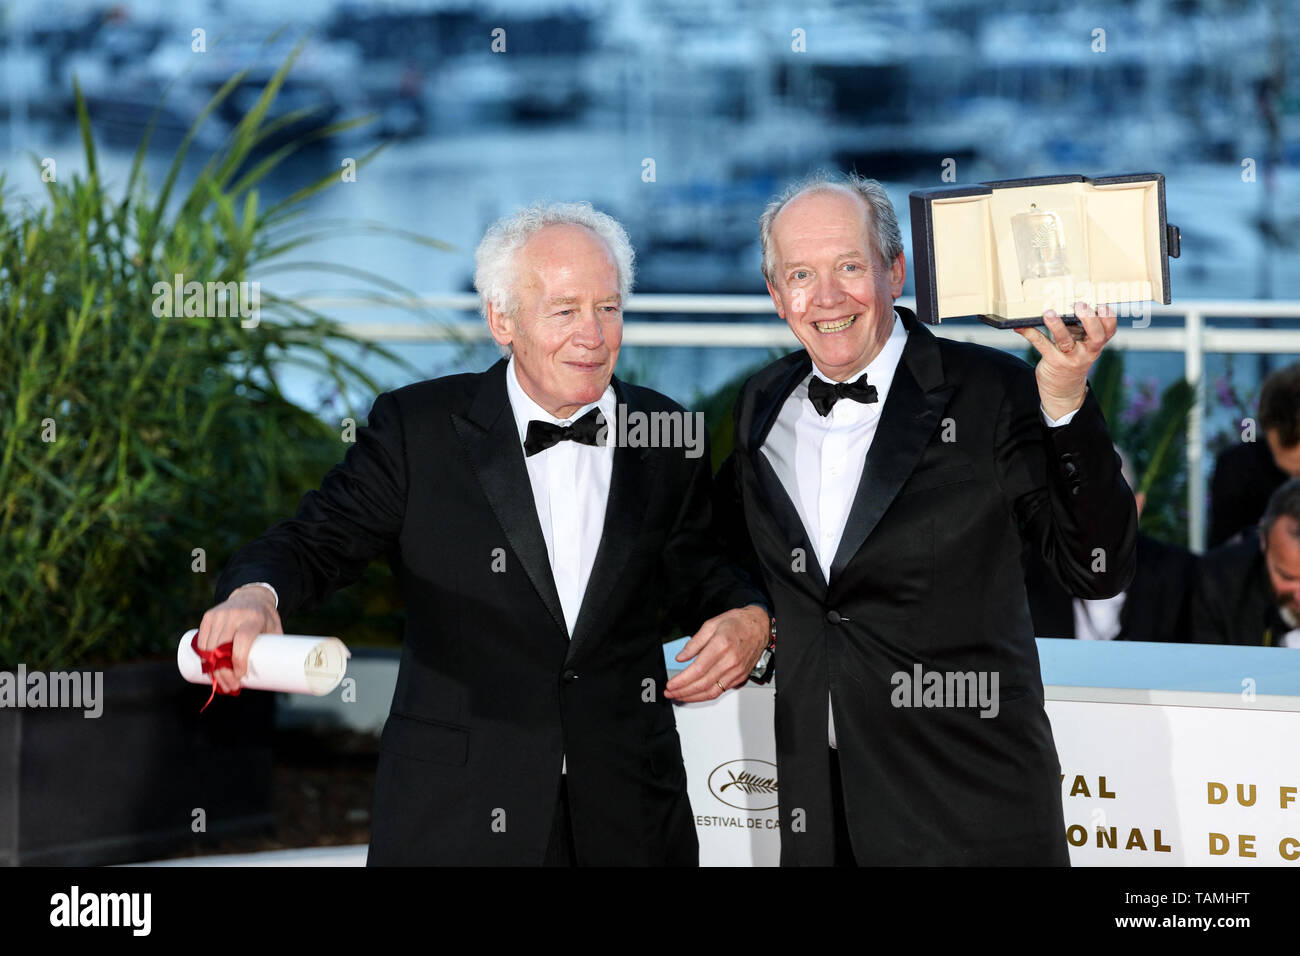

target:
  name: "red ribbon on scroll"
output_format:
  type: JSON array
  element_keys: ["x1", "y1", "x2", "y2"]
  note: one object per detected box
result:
[{"x1": 191, "y1": 633, "x2": 241, "y2": 713}]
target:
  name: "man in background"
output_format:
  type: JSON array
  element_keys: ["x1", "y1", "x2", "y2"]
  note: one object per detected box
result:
[
  {"x1": 1025, "y1": 447, "x2": 1198, "y2": 643},
  {"x1": 1209, "y1": 361, "x2": 1300, "y2": 547},
  {"x1": 1193, "y1": 477, "x2": 1300, "y2": 647}
]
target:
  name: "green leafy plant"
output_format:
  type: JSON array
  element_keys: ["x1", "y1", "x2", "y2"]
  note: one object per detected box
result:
[
  {"x1": 1205, "y1": 356, "x2": 1272, "y2": 467},
  {"x1": 1, "y1": 42, "x2": 450, "y2": 669},
  {"x1": 694, "y1": 353, "x2": 786, "y2": 472}
]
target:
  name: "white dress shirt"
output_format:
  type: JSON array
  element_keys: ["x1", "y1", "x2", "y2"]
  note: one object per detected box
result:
[
  {"x1": 758, "y1": 309, "x2": 1081, "y2": 748},
  {"x1": 504, "y1": 355, "x2": 616, "y2": 637},
  {"x1": 761, "y1": 314, "x2": 911, "y2": 584},
  {"x1": 505, "y1": 356, "x2": 616, "y2": 775},
  {"x1": 1279, "y1": 606, "x2": 1300, "y2": 648},
  {"x1": 1072, "y1": 594, "x2": 1127, "y2": 641}
]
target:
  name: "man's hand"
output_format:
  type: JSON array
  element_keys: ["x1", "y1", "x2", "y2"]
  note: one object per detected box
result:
[
  {"x1": 663, "y1": 604, "x2": 769, "y2": 702},
  {"x1": 1015, "y1": 301, "x2": 1118, "y2": 421},
  {"x1": 194, "y1": 585, "x2": 283, "y2": 695}
]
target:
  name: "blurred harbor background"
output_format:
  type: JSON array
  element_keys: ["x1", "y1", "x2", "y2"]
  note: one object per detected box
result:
[{"x1": 2, "y1": 0, "x2": 1297, "y2": 526}]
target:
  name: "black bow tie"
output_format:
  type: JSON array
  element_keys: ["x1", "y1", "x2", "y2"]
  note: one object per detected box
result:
[
  {"x1": 807, "y1": 374, "x2": 879, "y2": 417},
  {"x1": 524, "y1": 406, "x2": 606, "y2": 456}
]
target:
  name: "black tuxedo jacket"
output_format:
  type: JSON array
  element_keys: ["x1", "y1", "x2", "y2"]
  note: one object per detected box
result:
[
  {"x1": 215, "y1": 358, "x2": 766, "y2": 865},
  {"x1": 1190, "y1": 536, "x2": 1290, "y2": 646},
  {"x1": 1208, "y1": 440, "x2": 1287, "y2": 548},
  {"x1": 1024, "y1": 533, "x2": 1198, "y2": 643},
  {"x1": 715, "y1": 307, "x2": 1137, "y2": 865}
]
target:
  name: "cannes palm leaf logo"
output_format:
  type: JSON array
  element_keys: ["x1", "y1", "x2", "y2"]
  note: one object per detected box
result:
[
  {"x1": 719, "y1": 769, "x2": 778, "y2": 795},
  {"x1": 708, "y1": 759, "x2": 780, "y2": 809}
]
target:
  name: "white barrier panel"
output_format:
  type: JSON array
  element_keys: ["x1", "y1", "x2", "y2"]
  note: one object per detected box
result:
[
  {"x1": 673, "y1": 686, "x2": 1300, "y2": 866},
  {"x1": 673, "y1": 686, "x2": 780, "y2": 866},
  {"x1": 1050, "y1": 699, "x2": 1300, "y2": 866}
]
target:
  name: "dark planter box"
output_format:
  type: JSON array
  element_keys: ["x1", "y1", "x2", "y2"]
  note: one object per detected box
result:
[{"x1": 0, "y1": 658, "x2": 274, "y2": 866}]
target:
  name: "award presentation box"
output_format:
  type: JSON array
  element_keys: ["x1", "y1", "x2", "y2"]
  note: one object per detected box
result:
[{"x1": 909, "y1": 172, "x2": 1181, "y2": 329}]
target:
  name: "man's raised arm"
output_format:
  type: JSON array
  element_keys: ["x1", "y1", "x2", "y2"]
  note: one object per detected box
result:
[{"x1": 1009, "y1": 304, "x2": 1138, "y2": 600}]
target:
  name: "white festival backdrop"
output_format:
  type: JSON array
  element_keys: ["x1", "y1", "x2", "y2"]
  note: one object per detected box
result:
[{"x1": 672, "y1": 686, "x2": 1300, "y2": 867}]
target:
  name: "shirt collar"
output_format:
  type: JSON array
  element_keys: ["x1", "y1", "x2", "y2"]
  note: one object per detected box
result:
[
  {"x1": 805, "y1": 307, "x2": 909, "y2": 403},
  {"x1": 504, "y1": 354, "x2": 616, "y2": 447},
  {"x1": 1281, "y1": 604, "x2": 1299, "y2": 630}
]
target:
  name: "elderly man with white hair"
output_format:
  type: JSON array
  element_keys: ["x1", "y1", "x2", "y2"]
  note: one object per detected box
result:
[{"x1": 198, "y1": 201, "x2": 771, "y2": 865}]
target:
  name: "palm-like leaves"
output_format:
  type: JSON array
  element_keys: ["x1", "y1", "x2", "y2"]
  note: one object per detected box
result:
[{"x1": 1, "y1": 42, "x2": 446, "y2": 667}]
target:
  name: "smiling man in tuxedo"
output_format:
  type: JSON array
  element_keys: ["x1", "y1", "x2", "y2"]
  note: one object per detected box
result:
[
  {"x1": 715, "y1": 172, "x2": 1138, "y2": 865},
  {"x1": 196, "y1": 201, "x2": 770, "y2": 865}
]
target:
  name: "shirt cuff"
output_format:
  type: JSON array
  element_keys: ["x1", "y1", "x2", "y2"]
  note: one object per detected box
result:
[
  {"x1": 1041, "y1": 404, "x2": 1081, "y2": 428},
  {"x1": 237, "y1": 581, "x2": 279, "y2": 609}
]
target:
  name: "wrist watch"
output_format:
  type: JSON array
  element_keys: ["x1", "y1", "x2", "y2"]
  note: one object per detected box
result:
[{"x1": 748, "y1": 615, "x2": 776, "y2": 684}]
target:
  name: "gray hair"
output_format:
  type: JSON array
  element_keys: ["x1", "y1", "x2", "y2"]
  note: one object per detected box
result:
[
  {"x1": 473, "y1": 201, "x2": 635, "y2": 352},
  {"x1": 759, "y1": 170, "x2": 904, "y2": 283},
  {"x1": 1260, "y1": 477, "x2": 1300, "y2": 542}
]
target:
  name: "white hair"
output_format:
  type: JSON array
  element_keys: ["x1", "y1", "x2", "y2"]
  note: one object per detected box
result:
[
  {"x1": 473, "y1": 201, "x2": 635, "y2": 353},
  {"x1": 759, "y1": 170, "x2": 903, "y2": 283}
]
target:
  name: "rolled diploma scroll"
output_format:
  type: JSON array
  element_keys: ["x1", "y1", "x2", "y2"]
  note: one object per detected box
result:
[{"x1": 178, "y1": 629, "x2": 351, "y2": 696}]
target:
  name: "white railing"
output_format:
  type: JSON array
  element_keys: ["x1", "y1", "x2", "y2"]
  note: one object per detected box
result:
[{"x1": 300, "y1": 293, "x2": 1300, "y2": 554}]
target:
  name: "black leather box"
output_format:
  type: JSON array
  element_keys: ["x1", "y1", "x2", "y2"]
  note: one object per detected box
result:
[{"x1": 909, "y1": 172, "x2": 1180, "y2": 329}]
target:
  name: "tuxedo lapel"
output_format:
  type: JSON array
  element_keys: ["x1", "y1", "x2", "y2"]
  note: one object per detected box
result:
[
  {"x1": 828, "y1": 308, "x2": 954, "y2": 584},
  {"x1": 746, "y1": 353, "x2": 829, "y2": 595},
  {"x1": 567, "y1": 377, "x2": 657, "y2": 663},
  {"x1": 752, "y1": 454, "x2": 828, "y2": 594},
  {"x1": 747, "y1": 354, "x2": 812, "y2": 456},
  {"x1": 452, "y1": 360, "x2": 568, "y2": 639}
]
